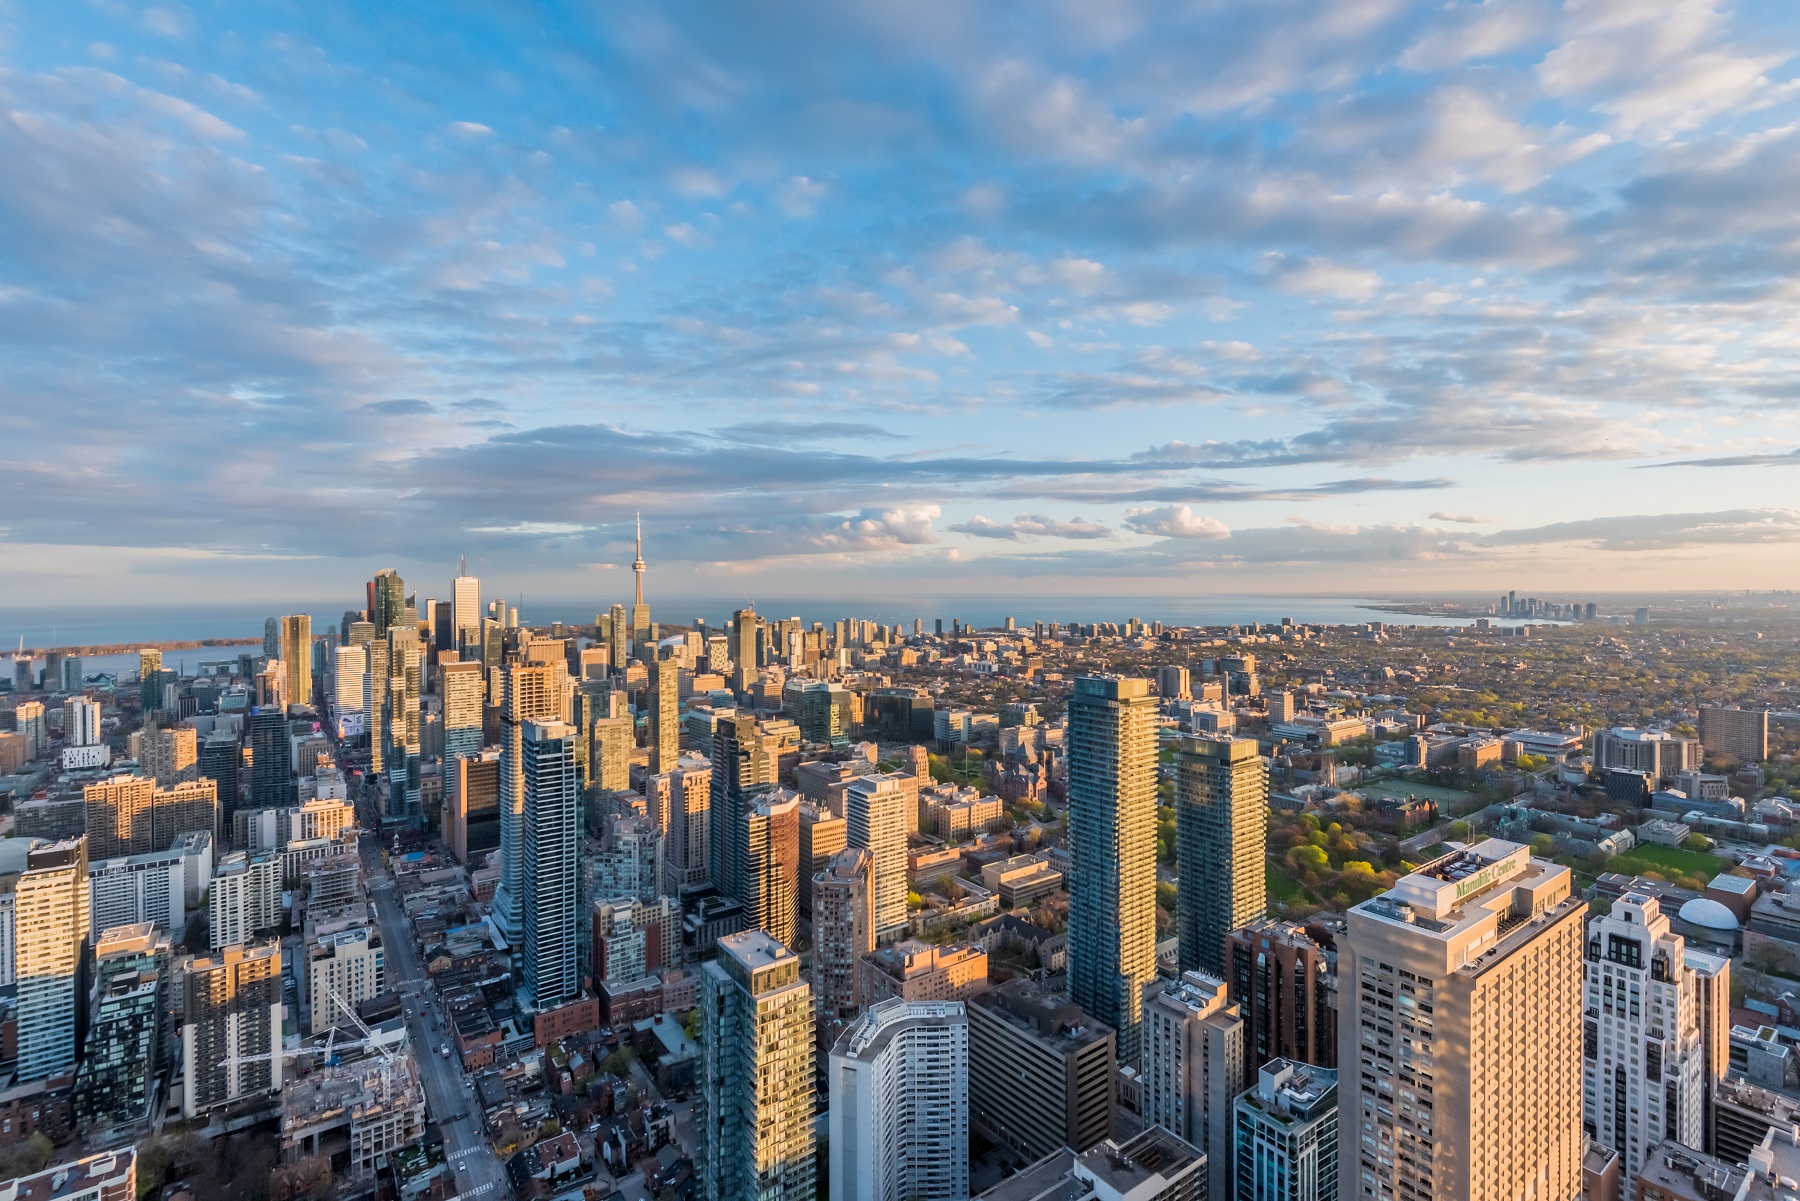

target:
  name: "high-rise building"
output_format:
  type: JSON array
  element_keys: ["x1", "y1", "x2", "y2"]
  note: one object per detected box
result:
[
  {"x1": 700, "y1": 929, "x2": 815, "y2": 1201},
  {"x1": 452, "y1": 568, "x2": 482, "y2": 650},
  {"x1": 181, "y1": 939, "x2": 283, "y2": 1118},
  {"x1": 450, "y1": 748, "x2": 501, "y2": 864},
  {"x1": 798, "y1": 803, "x2": 846, "y2": 915},
  {"x1": 787, "y1": 680, "x2": 852, "y2": 748},
  {"x1": 248, "y1": 707, "x2": 295, "y2": 809},
  {"x1": 1176, "y1": 735, "x2": 1268, "y2": 977},
  {"x1": 370, "y1": 569, "x2": 406, "y2": 638},
  {"x1": 86, "y1": 847, "x2": 186, "y2": 939},
  {"x1": 738, "y1": 791, "x2": 801, "y2": 948},
  {"x1": 1593, "y1": 729, "x2": 1701, "y2": 782},
  {"x1": 138, "y1": 648, "x2": 163, "y2": 688},
  {"x1": 607, "y1": 602, "x2": 628, "y2": 673},
  {"x1": 731, "y1": 607, "x2": 760, "y2": 690},
  {"x1": 1066, "y1": 674, "x2": 1158, "y2": 1064},
  {"x1": 494, "y1": 663, "x2": 563, "y2": 943},
  {"x1": 976, "y1": 1128, "x2": 1205, "y2": 1201},
  {"x1": 711, "y1": 713, "x2": 775, "y2": 901},
  {"x1": 1143, "y1": 969, "x2": 1244, "y2": 1193},
  {"x1": 828, "y1": 999, "x2": 969, "y2": 1201},
  {"x1": 1158, "y1": 664, "x2": 1192, "y2": 701},
  {"x1": 655, "y1": 758, "x2": 712, "y2": 893},
  {"x1": 16, "y1": 837, "x2": 91, "y2": 1081},
  {"x1": 1225, "y1": 919, "x2": 1337, "y2": 1072},
  {"x1": 845, "y1": 773, "x2": 910, "y2": 944},
  {"x1": 307, "y1": 924, "x2": 384, "y2": 1034},
  {"x1": 15, "y1": 700, "x2": 46, "y2": 760},
  {"x1": 198, "y1": 730, "x2": 241, "y2": 819},
  {"x1": 264, "y1": 617, "x2": 280, "y2": 660},
  {"x1": 591, "y1": 713, "x2": 633, "y2": 793},
  {"x1": 84, "y1": 774, "x2": 156, "y2": 860},
  {"x1": 859, "y1": 939, "x2": 990, "y2": 1007},
  {"x1": 522, "y1": 719, "x2": 581, "y2": 1009},
  {"x1": 813, "y1": 848, "x2": 874, "y2": 1025},
  {"x1": 362, "y1": 639, "x2": 389, "y2": 775},
  {"x1": 1337, "y1": 840, "x2": 1585, "y2": 1201},
  {"x1": 1234, "y1": 1059, "x2": 1339, "y2": 1201},
  {"x1": 64, "y1": 695, "x2": 102, "y2": 747},
  {"x1": 1698, "y1": 706, "x2": 1769, "y2": 765},
  {"x1": 153, "y1": 777, "x2": 218, "y2": 845},
  {"x1": 1584, "y1": 892, "x2": 1721, "y2": 1191},
  {"x1": 279, "y1": 614, "x2": 314, "y2": 708},
  {"x1": 649, "y1": 655, "x2": 679, "y2": 774},
  {"x1": 209, "y1": 851, "x2": 282, "y2": 948},
  {"x1": 142, "y1": 724, "x2": 198, "y2": 787},
  {"x1": 968, "y1": 978, "x2": 1116, "y2": 1162},
  {"x1": 75, "y1": 923, "x2": 168, "y2": 1133},
  {"x1": 332, "y1": 645, "x2": 365, "y2": 715},
  {"x1": 441, "y1": 660, "x2": 484, "y2": 763}
]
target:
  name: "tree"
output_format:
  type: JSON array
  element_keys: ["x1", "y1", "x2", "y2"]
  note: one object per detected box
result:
[
  {"x1": 1288, "y1": 845, "x2": 1329, "y2": 874},
  {"x1": 1530, "y1": 834, "x2": 1556, "y2": 857},
  {"x1": 0, "y1": 1135, "x2": 54, "y2": 1184},
  {"x1": 1681, "y1": 834, "x2": 1713, "y2": 853}
]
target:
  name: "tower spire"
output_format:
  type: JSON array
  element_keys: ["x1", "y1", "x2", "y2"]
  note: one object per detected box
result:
[{"x1": 633, "y1": 512, "x2": 646, "y2": 609}]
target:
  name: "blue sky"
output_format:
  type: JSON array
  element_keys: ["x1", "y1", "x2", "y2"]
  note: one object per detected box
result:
[{"x1": 6, "y1": 0, "x2": 1800, "y2": 605}]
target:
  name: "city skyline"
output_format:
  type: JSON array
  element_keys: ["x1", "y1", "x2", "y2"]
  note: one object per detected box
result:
[{"x1": 7, "y1": 3, "x2": 1800, "y2": 603}]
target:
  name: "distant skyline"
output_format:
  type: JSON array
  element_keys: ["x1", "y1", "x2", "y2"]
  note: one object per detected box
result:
[{"x1": 6, "y1": 2, "x2": 1800, "y2": 602}]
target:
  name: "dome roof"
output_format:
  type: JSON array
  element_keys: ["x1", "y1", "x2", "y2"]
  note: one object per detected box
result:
[{"x1": 1678, "y1": 897, "x2": 1740, "y2": 931}]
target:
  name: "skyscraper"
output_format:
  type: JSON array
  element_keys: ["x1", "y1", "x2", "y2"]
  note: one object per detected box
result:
[
  {"x1": 1225, "y1": 919, "x2": 1337, "y2": 1072},
  {"x1": 1698, "y1": 706, "x2": 1768, "y2": 765},
  {"x1": 828, "y1": 999, "x2": 969, "y2": 1201},
  {"x1": 711, "y1": 713, "x2": 774, "y2": 901},
  {"x1": 16, "y1": 838, "x2": 90, "y2": 1082},
  {"x1": 494, "y1": 663, "x2": 562, "y2": 943},
  {"x1": 279, "y1": 614, "x2": 314, "y2": 708},
  {"x1": 75, "y1": 922, "x2": 168, "y2": 1132},
  {"x1": 248, "y1": 707, "x2": 293, "y2": 808},
  {"x1": 370, "y1": 569, "x2": 406, "y2": 638},
  {"x1": 522, "y1": 719, "x2": 580, "y2": 1009},
  {"x1": 738, "y1": 792, "x2": 801, "y2": 948},
  {"x1": 701, "y1": 930, "x2": 815, "y2": 1201},
  {"x1": 1066, "y1": 674, "x2": 1158, "y2": 1064},
  {"x1": 181, "y1": 940, "x2": 283, "y2": 1118},
  {"x1": 812, "y1": 848, "x2": 874, "y2": 1025},
  {"x1": 845, "y1": 773, "x2": 910, "y2": 944},
  {"x1": 1176, "y1": 735, "x2": 1269, "y2": 977},
  {"x1": 441, "y1": 660, "x2": 483, "y2": 762},
  {"x1": 649, "y1": 654, "x2": 679, "y2": 774},
  {"x1": 1584, "y1": 892, "x2": 1723, "y2": 1189},
  {"x1": 449, "y1": 748, "x2": 501, "y2": 864},
  {"x1": 630, "y1": 514, "x2": 651, "y2": 652},
  {"x1": 362, "y1": 639, "x2": 389, "y2": 775},
  {"x1": 608, "y1": 602, "x2": 628, "y2": 673},
  {"x1": 1337, "y1": 840, "x2": 1585, "y2": 1201},
  {"x1": 731, "y1": 607, "x2": 760, "y2": 690},
  {"x1": 331, "y1": 644, "x2": 363, "y2": 715},
  {"x1": 968, "y1": 979, "x2": 1117, "y2": 1162},
  {"x1": 83, "y1": 775, "x2": 156, "y2": 860},
  {"x1": 142, "y1": 724, "x2": 198, "y2": 788},
  {"x1": 657, "y1": 758, "x2": 712, "y2": 893},
  {"x1": 452, "y1": 565, "x2": 482, "y2": 651},
  {"x1": 1142, "y1": 969, "x2": 1245, "y2": 1193}
]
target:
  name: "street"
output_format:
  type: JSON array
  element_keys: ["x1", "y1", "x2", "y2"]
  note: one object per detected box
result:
[{"x1": 360, "y1": 836, "x2": 512, "y2": 1201}]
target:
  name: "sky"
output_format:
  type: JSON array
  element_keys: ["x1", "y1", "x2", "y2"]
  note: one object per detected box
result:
[{"x1": 5, "y1": 0, "x2": 1800, "y2": 606}]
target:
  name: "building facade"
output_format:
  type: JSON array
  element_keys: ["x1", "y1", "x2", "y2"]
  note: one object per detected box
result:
[
  {"x1": 828, "y1": 999, "x2": 969, "y2": 1201},
  {"x1": 1142, "y1": 969, "x2": 1245, "y2": 1197},
  {"x1": 1176, "y1": 735, "x2": 1269, "y2": 977},
  {"x1": 845, "y1": 773, "x2": 911, "y2": 944},
  {"x1": 1235, "y1": 1060, "x2": 1339, "y2": 1201},
  {"x1": 522, "y1": 719, "x2": 581, "y2": 1009}
]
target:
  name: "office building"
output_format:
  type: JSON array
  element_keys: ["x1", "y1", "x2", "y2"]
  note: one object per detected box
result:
[
  {"x1": 1176, "y1": 735, "x2": 1268, "y2": 977},
  {"x1": 1226, "y1": 919, "x2": 1337, "y2": 1072},
  {"x1": 84, "y1": 774, "x2": 156, "y2": 860},
  {"x1": 846, "y1": 773, "x2": 911, "y2": 944},
  {"x1": 249, "y1": 707, "x2": 295, "y2": 808},
  {"x1": 1143, "y1": 970, "x2": 1244, "y2": 1195},
  {"x1": 1594, "y1": 729, "x2": 1701, "y2": 782},
  {"x1": 732, "y1": 607, "x2": 760, "y2": 689},
  {"x1": 1698, "y1": 707, "x2": 1768, "y2": 765},
  {"x1": 16, "y1": 701, "x2": 45, "y2": 760},
  {"x1": 142, "y1": 725, "x2": 198, "y2": 787},
  {"x1": 1159, "y1": 664, "x2": 1192, "y2": 701},
  {"x1": 700, "y1": 930, "x2": 815, "y2": 1201},
  {"x1": 1066, "y1": 675, "x2": 1158, "y2": 1064},
  {"x1": 968, "y1": 979, "x2": 1116, "y2": 1162},
  {"x1": 738, "y1": 791, "x2": 801, "y2": 948},
  {"x1": 860, "y1": 940, "x2": 989, "y2": 1010},
  {"x1": 75, "y1": 923, "x2": 168, "y2": 1133},
  {"x1": 369, "y1": 569, "x2": 406, "y2": 638},
  {"x1": 828, "y1": 999, "x2": 969, "y2": 1201},
  {"x1": 210, "y1": 851, "x2": 282, "y2": 948},
  {"x1": 1234, "y1": 1060, "x2": 1339, "y2": 1201},
  {"x1": 813, "y1": 849, "x2": 874, "y2": 1024},
  {"x1": 449, "y1": 748, "x2": 501, "y2": 864},
  {"x1": 332, "y1": 644, "x2": 364, "y2": 715},
  {"x1": 16, "y1": 838, "x2": 91, "y2": 1081},
  {"x1": 522, "y1": 719, "x2": 581, "y2": 1009},
  {"x1": 650, "y1": 655, "x2": 679, "y2": 774},
  {"x1": 441, "y1": 661, "x2": 484, "y2": 762},
  {"x1": 182, "y1": 940, "x2": 283, "y2": 1117},
  {"x1": 280, "y1": 614, "x2": 314, "y2": 708},
  {"x1": 363, "y1": 639, "x2": 389, "y2": 774},
  {"x1": 974, "y1": 1127, "x2": 1205, "y2": 1201},
  {"x1": 452, "y1": 569, "x2": 481, "y2": 649},
  {"x1": 711, "y1": 713, "x2": 776, "y2": 901},
  {"x1": 87, "y1": 847, "x2": 186, "y2": 939},
  {"x1": 495, "y1": 662, "x2": 564, "y2": 943},
  {"x1": 307, "y1": 924, "x2": 384, "y2": 1034},
  {"x1": 799, "y1": 803, "x2": 846, "y2": 911},
  {"x1": 1338, "y1": 840, "x2": 1586, "y2": 1201},
  {"x1": 1584, "y1": 892, "x2": 1717, "y2": 1191},
  {"x1": 788, "y1": 680, "x2": 853, "y2": 748}
]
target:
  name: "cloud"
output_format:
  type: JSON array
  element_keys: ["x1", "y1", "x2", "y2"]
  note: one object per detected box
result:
[
  {"x1": 1429, "y1": 511, "x2": 1494, "y2": 524},
  {"x1": 358, "y1": 398, "x2": 437, "y2": 416},
  {"x1": 1641, "y1": 449, "x2": 1800, "y2": 469},
  {"x1": 1265, "y1": 253, "x2": 1384, "y2": 300},
  {"x1": 949, "y1": 514, "x2": 1111, "y2": 540},
  {"x1": 1122, "y1": 505, "x2": 1230, "y2": 540}
]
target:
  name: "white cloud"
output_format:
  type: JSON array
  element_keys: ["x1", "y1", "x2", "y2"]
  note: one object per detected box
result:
[
  {"x1": 1265, "y1": 254, "x2": 1383, "y2": 299},
  {"x1": 1123, "y1": 505, "x2": 1230, "y2": 540}
]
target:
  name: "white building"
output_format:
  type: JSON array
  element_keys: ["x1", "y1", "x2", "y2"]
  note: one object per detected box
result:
[
  {"x1": 828, "y1": 999, "x2": 969, "y2": 1201},
  {"x1": 846, "y1": 773, "x2": 911, "y2": 944},
  {"x1": 441, "y1": 661, "x2": 483, "y2": 762},
  {"x1": 210, "y1": 851, "x2": 283, "y2": 949},
  {"x1": 1584, "y1": 892, "x2": 1729, "y2": 1195},
  {"x1": 64, "y1": 696, "x2": 102, "y2": 747},
  {"x1": 332, "y1": 644, "x2": 365, "y2": 715},
  {"x1": 306, "y1": 924, "x2": 384, "y2": 1034},
  {"x1": 87, "y1": 847, "x2": 186, "y2": 939}
]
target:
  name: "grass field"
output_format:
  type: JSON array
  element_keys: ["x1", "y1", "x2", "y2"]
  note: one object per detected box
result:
[
  {"x1": 1267, "y1": 864, "x2": 1306, "y2": 903},
  {"x1": 1356, "y1": 780, "x2": 1478, "y2": 804},
  {"x1": 1608, "y1": 842, "x2": 1724, "y2": 882}
]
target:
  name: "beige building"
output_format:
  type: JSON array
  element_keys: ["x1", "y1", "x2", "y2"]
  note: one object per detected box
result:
[
  {"x1": 1338, "y1": 839, "x2": 1586, "y2": 1201},
  {"x1": 1141, "y1": 970, "x2": 1244, "y2": 1198},
  {"x1": 846, "y1": 773, "x2": 912, "y2": 943},
  {"x1": 1698, "y1": 706, "x2": 1768, "y2": 765},
  {"x1": 142, "y1": 725, "x2": 198, "y2": 787},
  {"x1": 812, "y1": 849, "x2": 873, "y2": 1027},
  {"x1": 1174, "y1": 734, "x2": 1267, "y2": 977},
  {"x1": 182, "y1": 939, "x2": 284, "y2": 1117},
  {"x1": 859, "y1": 939, "x2": 990, "y2": 1006}
]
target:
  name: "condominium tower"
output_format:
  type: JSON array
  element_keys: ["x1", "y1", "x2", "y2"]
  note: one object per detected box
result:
[
  {"x1": 701, "y1": 930, "x2": 815, "y2": 1201},
  {"x1": 494, "y1": 662, "x2": 563, "y2": 943},
  {"x1": 1337, "y1": 839, "x2": 1585, "y2": 1201},
  {"x1": 1142, "y1": 969, "x2": 1245, "y2": 1197},
  {"x1": 16, "y1": 838, "x2": 91, "y2": 1081},
  {"x1": 828, "y1": 999, "x2": 969, "y2": 1201},
  {"x1": 279, "y1": 614, "x2": 314, "y2": 707},
  {"x1": 1065, "y1": 674, "x2": 1158, "y2": 1064},
  {"x1": 522, "y1": 719, "x2": 581, "y2": 1009},
  {"x1": 1176, "y1": 735, "x2": 1268, "y2": 977},
  {"x1": 845, "y1": 773, "x2": 910, "y2": 944}
]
